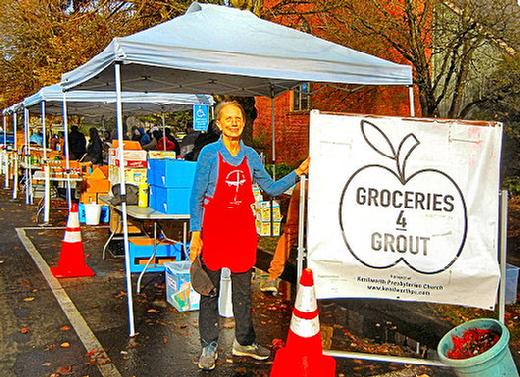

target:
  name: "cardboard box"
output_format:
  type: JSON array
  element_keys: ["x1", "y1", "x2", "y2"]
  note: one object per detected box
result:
[
  {"x1": 255, "y1": 201, "x2": 282, "y2": 222},
  {"x1": 148, "y1": 151, "x2": 176, "y2": 159},
  {"x1": 111, "y1": 140, "x2": 142, "y2": 150},
  {"x1": 84, "y1": 178, "x2": 110, "y2": 193},
  {"x1": 165, "y1": 261, "x2": 200, "y2": 312},
  {"x1": 80, "y1": 192, "x2": 98, "y2": 204},
  {"x1": 109, "y1": 166, "x2": 148, "y2": 186},
  {"x1": 109, "y1": 148, "x2": 147, "y2": 168},
  {"x1": 128, "y1": 237, "x2": 184, "y2": 273},
  {"x1": 109, "y1": 210, "x2": 142, "y2": 234},
  {"x1": 256, "y1": 220, "x2": 281, "y2": 237}
]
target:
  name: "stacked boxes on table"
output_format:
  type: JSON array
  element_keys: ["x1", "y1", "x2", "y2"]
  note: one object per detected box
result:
[
  {"x1": 128, "y1": 237, "x2": 184, "y2": 273},
  {"x1": 108, "y1": 148, "x2": 148, "y2": 187},
  {"x1": 148, "y1": 158, "x2": 196, "y2": 214},
  {"x1": 78, "y1": 166, "x2": 110, "y2": 224},
  {"x1": 165, "y1": 261, "x2": 200, "y2": 312},
  {"x1": 255, "y1": 200, "x2": 283, "y2": 236},
  {"x1": 107, "y1": 146, "x2": 148, "y2": 233}
]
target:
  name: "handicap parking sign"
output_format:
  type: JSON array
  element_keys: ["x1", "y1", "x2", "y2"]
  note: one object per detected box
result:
[{"x1": 193, "y1": 104, "x2": 209, "y2": 132}]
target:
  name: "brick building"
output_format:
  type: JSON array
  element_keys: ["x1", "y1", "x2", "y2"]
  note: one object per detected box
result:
[{"x1": 252, "y1": 1, "x2": 419, "y2": 166}]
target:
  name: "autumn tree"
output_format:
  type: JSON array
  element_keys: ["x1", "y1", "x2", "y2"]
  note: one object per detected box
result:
[{"x1": 264, "y1": 0, "x2": 519, "y2": 120}]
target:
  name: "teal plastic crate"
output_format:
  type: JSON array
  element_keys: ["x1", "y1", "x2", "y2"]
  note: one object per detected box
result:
[{"x1": 128, "y1": 237, "x2": 184, "y2": 273}]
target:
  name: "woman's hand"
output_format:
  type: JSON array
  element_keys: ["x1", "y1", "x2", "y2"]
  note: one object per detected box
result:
[
  {"x1": 190, "y1": 231, "x2": 203, "y2": 262},
  {"x1": 295, "y1": 156, "x2": 310, "y2": 176}
]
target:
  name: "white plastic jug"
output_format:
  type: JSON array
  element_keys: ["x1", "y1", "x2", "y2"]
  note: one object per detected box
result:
[
  {"x1": 218, "y1": 268, "x2": 233, "y2": 318},
  {"x1": 84, "y1": 203, "x2": 102, "y2": 225}
]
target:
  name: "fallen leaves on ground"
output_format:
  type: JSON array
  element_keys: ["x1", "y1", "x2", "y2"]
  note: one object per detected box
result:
[
  {"x1": 20, "y1": 326, "x2": 30, "y2": 334},
  {"x1": 86, "y1": 349, "x2": 111, "y2": 365},
  {"x1": 271, "y1": 338, "x2": 284, "y2": 351},
  {"x1": 54, "y1": 365, "x2": 73, "y2": 375}
]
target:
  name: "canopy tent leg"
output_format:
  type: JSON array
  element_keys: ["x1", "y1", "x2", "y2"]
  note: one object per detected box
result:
[
  {"x1": 270, "y1": 89, "x2": 276, "y2": 179},
  {"x1": 62, "y1": 92, "x2": 72, "y2": 209},
  {"x1": 42, "y1": 101, "x2": 50, "y2": 224},
  {"x1": 13, "y1": 113, "x2": 18, "y2": 200},
  {"x1": 2, "y1": 114, "x2": 7, "y2": 188},
  {"x1": 24, "y1": 108, "x2": 33, "y2": 204},
  {"x1": 26, "y1": 108, "x2": 34, "y2": 204},
  {"x1": 161, "y1": 113, "x2": 167, "y2": 150},
  {"x1": 499, "y1": 190, "x2": 508, "y2": 323},
  {"x1": 408, "y1": 86, "x2": 415, "y2": 117},
  {"x1": 296, "y1": 174, "x2": 307, "y2": 287},
  {"x1": 115, "y1": 63, "x2": 137, "y2": 337}
]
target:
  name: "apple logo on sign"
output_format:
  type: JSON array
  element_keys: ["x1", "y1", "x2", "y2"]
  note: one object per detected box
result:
[{"x1": 339, "y1": 120, "x2": 467, "y2": 274}]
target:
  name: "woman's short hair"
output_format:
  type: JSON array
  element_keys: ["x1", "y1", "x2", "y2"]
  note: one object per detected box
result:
[{"x1": 215, "y1": 101, "x2": 246, "y2": 122}]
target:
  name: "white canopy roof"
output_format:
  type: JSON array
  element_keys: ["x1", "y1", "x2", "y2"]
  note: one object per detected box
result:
[
  {"x1": 23, "y1": 84, "x2": 213, "y2": 118},
  {"x1": 3, "y1": 103, "x2": 23, "y2": 115},
  {"x1": 61, "y1": 2, "x2": 412, "y2": 96}
]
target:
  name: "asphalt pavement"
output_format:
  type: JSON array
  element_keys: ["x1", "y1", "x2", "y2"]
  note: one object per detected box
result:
[{"x1": 0, "y1": 177, "x2": 459, "y2": 377}]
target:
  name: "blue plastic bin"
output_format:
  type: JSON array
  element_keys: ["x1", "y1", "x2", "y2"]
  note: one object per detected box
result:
[
  {"x1": 78, "y1": 203, "x2": 109, "y2": 224},
  {"x1": 151, "y1": 159, "x2": 196, "y2": 188},
  {"x1": 150, "y1": 185, "x2": 191, "y2": 215},
  {"x1": 128, "y1": 237, "x2": 184, "y2": 273},
  {"x1": 437, "y1": 318, "x2": 519, "y2": 377}
]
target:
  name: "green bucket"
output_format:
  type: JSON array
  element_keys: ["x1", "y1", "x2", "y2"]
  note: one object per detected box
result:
[{"x1": 437, "y1": 318, "x2": 518, "y2": 377}]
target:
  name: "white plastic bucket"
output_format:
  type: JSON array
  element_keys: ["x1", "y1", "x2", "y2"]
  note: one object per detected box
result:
[
  {"x1": 219, "y1": 268, "x2": 233, "y2": 318},
  {"x1": 84, "y1": 203, "x2": 102, "y2": 225}
]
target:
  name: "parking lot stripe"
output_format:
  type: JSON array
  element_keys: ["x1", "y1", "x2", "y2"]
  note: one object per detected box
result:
[{"x1": 16, "y1": 228, "x2": 122, "y2": 377}]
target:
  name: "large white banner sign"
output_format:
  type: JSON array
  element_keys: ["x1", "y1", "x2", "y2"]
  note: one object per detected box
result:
[{"x1": 307, "y1": 111, "x2": 503, "y2": 309}]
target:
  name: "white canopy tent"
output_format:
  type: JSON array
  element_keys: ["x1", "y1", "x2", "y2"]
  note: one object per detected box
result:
[
  {"x1": 60, "y1": 2, "x2": 414, "y2": 337},
  {"x1": 23, "y1": 83, "x2": 214, "y2": 220}
]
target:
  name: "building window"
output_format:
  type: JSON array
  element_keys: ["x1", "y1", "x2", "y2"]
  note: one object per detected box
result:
[{"x1": 291, "y1": 82, "x2": 311, "y2": 112}]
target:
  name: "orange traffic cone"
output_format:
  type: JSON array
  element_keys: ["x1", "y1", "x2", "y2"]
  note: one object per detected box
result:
[
  {"x1": 51, "y1": 203, "x2": 95, "y2": 278},
  {"x1": 270, "y1": 268, "x2": 335, "y2": 377}
]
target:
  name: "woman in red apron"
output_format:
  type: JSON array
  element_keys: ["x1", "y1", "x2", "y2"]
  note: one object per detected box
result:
[{"x1": 190, "y1": 101, "x2": 309, "y2": 371}]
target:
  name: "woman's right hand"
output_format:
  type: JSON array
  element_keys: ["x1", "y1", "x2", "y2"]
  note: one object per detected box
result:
[{"x1": 190, "y1": 231, "x2": 203, "y2": 262}]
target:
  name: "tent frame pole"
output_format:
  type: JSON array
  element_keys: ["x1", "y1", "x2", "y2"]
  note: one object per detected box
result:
[
  {"x1": 408, "y1": 86, "x2": 415, "y2": 117},
  {"x1": 62, "y1": 92, "x2": 72, "y2": 209},
  {"x1": 499, "y1": 190, "x2": 508, "y2": 323},
  {"x1": 115, "y1": 62, "x2": 137, "y2": 337},
  {"x1": 13, "y1": 112, "x2": 18, "y2": 199},
  {"x1": 2, "y1": 114, "x2": 7, "y2": 188},
  {"x1": 42, "y1": 101, "x2": 50, "y2": 224},
  {"x1": 25, "y1": 108, "x2": 33, "y2": 204}
]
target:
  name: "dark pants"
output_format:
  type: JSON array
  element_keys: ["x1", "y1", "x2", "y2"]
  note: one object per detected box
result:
[{"x1": 199, "y1": 263, "x2": 255, "y2": 348}]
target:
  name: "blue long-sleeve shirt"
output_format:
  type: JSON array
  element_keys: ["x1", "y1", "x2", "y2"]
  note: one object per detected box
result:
[{"x1": 190, "y1": 138, "x2": 297, "y2": 232}]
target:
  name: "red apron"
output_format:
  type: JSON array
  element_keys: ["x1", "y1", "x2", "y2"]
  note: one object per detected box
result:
[{"x1": 202, "y1": 153, "x2": 258, "y2": 273}]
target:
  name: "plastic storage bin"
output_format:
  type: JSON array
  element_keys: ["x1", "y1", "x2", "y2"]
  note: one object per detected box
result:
[
  {"x1": 437, "y1": 318, "x2": 519, "y2": 377},
  {"x1": 149, "y1": 185, "x2": 191, "y2": 215},
  {"x1": 506, "y1": 263, "x2": 519, "y2": 305},
  {"x1": 128, "y1": 237, "x2": 184, "y2": 273},
  {"x1": 150, "y1": 159, "x2": 196, "y2": 188},
  {"x1": 165, "y1": 261, "x2": 200, "y2": 312}
]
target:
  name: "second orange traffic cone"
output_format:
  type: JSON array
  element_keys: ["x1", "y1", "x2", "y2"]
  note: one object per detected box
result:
[
  {"x1": 51, "y1": 203, "x2": 95, "y2": 278},
  {"x1": 270, "y1": 268, "x2": 335, "y2": 377}
]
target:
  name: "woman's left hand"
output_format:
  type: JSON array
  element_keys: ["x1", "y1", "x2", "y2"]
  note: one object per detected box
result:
[{"x1": 295, "y1": 156, "x2": 310, "y2": 176}]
